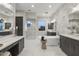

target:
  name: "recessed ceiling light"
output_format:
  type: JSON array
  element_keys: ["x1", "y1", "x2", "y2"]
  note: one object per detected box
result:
[
  {"x1": 32, "y1": 5, "x2": 34, "y2": 7},
  {"x1": 49, "y1": 5, "x2": 52, "y2": 8}
]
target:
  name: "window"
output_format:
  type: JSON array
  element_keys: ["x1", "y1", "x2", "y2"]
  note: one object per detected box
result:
[
  {"x1": 27, "y1": 21, "x2": 32, "y2": 27},
  {"x1": 38, "y1": 19, "x2": 46, "y2": 31}
]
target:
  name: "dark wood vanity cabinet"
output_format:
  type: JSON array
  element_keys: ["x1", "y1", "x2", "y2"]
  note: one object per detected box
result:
[
  {"x1": 60, "y1": 36, "x2": 70, "y2": 55},
  {"x1": 0, "y1": 31, "x2": 12, "y2": 35},
  {"x1": 19, "y1": 38, "x2": 24, "y2": 53},
  {"x1": 8, "y1": 38, "x2": 24, "y2": 56},
  {"x1": 72, "y1": 40, "x2": 79, "y2": 56},
  {"x1": 47, "y1": 31, "x2": 56, "y2": 36},
  {"x1": 60, "y1": 35, "x2": 79, "y2": 56}
]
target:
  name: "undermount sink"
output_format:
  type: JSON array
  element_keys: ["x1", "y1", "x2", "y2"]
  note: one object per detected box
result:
[{"x1": 0, "y1": 44, "x2": 3, "y2": 47}]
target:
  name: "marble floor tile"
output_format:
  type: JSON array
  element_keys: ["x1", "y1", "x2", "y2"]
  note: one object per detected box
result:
[{"x1": 19, "y1": 36, "x2": 66, "y2": 56}]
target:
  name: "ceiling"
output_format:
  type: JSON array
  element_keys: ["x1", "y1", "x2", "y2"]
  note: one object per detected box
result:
[{"x1": 15, "y1": 3, "x2": 64, "y2": 17}]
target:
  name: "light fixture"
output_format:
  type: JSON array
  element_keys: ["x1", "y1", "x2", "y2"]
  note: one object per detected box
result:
[
  {"x1": 49, "y1": 5, "x2": 52, "y2": 8},
  {"x1": 4, "y1": 20, "x2": 7, "y2": 23},
  {"x1": 32, "y1": 5, "x2": 34, "y2": 7},
  {"x1": 51, "y1": 19, "x2": 56, "y2": 23}
]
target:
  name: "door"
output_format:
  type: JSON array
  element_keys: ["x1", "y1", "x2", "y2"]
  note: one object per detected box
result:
[{"x1": 15, "y1": 17, "x2": 23, "y2": 36}]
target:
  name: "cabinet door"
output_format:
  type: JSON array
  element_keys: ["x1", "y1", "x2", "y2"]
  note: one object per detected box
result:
[
  {"x1": 60, "y1": 36, "x2": 65, "y2": 50},
  {"x1": 68, "y1": 39, "x2": 73, "y2": 56},
  {"x1": 60, "y1": 36, "x2": 72, "y2": 56},
  {"x1": 72, "y1": 40, "x2": 79, "y2": 56},
  {"x1": 19, "y1": 38, "x2": 24, "y2": 53},
  {"x1": 60, "y1": 36, "x2": 67, "y2": 52},
  {"x1": 60, "y1": 36, "x2": 63, "y2": 48},
  {"x1": 74, "y1": 45, "x2": 79, "y2": 56},
  {"x1": 64, "y1": 37, "x2": 72, "y2": 56}
]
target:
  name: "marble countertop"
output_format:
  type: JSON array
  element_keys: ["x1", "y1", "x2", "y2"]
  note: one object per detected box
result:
[
  {"x1": 0, "y1": 30, "x2": 11, "y2": 32},
  {"x1": 0, "y1": 35, "x2": 24, "y2": 51},
  {"x1": 60, "y1": 34, "x2": 79, "y2": 41}
]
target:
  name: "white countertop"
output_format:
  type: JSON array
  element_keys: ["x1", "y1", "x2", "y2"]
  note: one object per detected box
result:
[
  {"x1": 0, "y1": 35, "x2": 24, "y2": 51},
  {"x1": 0, "y1": 30, "x2": 11, "y2": 32},
  {"x1": 60, "y1": 34, "x2": 79, "y2": 41}
]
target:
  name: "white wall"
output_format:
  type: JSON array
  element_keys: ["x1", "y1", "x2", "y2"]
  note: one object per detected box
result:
[
  {"x1": 69, "y1": 12, "x2": 79, "y2": 19},
  {"x1": 50, "y1": 4, "x2": 77, "y2": 34}
]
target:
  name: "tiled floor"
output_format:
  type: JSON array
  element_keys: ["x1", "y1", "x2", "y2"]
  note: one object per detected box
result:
[{"x1": 19, "y1": 36, "x2": 66, "y2": 56}]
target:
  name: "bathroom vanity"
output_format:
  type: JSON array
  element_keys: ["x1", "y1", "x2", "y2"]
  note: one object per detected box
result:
[
  {"x1": 0, "y1": 31, "x2": 12, "y2": 35},
  {"x1": 47, "y1": 30, "x2": 56, "y2": 36},
  {"x1": 0, "y1": 35, "x2": 24, "y2": 56},
  {"x1": 60, "y1": 34, "x2": 79, "y2": 56}
]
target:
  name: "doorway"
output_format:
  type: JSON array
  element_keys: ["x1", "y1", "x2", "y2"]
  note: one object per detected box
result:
[
  {"x1": 15, "y1": 17, "x2": 23, "y2": 36},
  {"x1": 26, "y1": 18, "x2": 37, "y2": 39}
]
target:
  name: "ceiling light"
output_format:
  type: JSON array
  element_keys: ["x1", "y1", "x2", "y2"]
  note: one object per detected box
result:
[
  {"x1": 49, "y1": 5, "x2": 52, "y2": 8},
  {"x1": 32, "y1": 5, "x2": 34, "y2": 7},
  {"x1": 51, "y1": 19, "x2": 56, "y2": 23}
]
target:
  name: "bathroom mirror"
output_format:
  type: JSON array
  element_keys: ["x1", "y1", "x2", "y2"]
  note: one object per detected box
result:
[
  {"x1": 48, "y1": 23, "x2": 54, "y2": 29},
  {"x1": 0, "y1": 3, "x2": 15, "y2": 35},
  {"x1": 68, "y1": 11, "x2": 79, "y2": 34},
  {"x1": 27, "y1": 21, "x2": 32, "y2": 27},
  {"x1": 5, "y1": 23, "x2": 11, "y2": 29},
  {"x1": 69, "y1": 19, "x2": 79, "y2": 34},
  {"x1": 48, "y1": 19, "x2": 56, "y2": 30}
]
